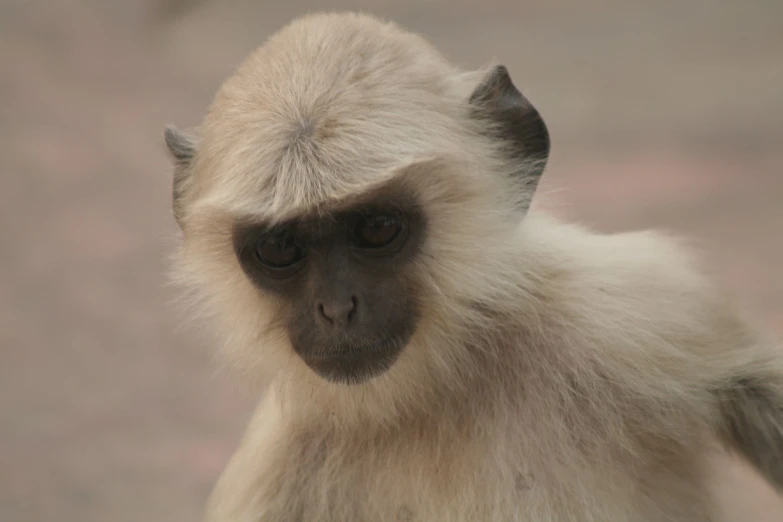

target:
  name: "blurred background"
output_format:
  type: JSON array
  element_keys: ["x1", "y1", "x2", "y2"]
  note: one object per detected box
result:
[{"x1": 1, "y1": 1, "x2": 781, "y2": 521}]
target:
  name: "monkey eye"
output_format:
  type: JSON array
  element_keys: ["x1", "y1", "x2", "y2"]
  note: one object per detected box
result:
[
  {"x1": 254, "y1": 230, "x2": 306, "y2": 271},
  {"x1": 351, "y1": 211, "x2": 406, "y2": 251}
]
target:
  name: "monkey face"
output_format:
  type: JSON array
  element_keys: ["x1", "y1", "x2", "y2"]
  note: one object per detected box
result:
[{"x1": 232, "y1": 191, "x2": 426, "y2": 385}]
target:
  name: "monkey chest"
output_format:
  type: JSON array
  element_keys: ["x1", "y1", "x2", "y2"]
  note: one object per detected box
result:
[
  {"x1": 256, "y1": 464, "x2": 536, "y2": 522},
  {"x1": 242, "y1": 435, "x2": 639, "y2": 522},
  {"x1": 231, "y1": 441, "x2": 718, "y2": 522},
  {"x1": 209, "y1": 414, "x2": 711, "y2": 522}
]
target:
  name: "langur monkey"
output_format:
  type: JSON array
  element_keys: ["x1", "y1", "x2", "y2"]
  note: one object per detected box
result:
[{"x1": 164, "y1": 12, "x2": 783, "y2": 522}]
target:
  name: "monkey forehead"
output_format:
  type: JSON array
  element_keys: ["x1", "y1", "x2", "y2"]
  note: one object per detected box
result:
[
  {"x1": 216, "y1": 12, "x2": 458, "y2": 110},
  {"x1": 191, "y1": 12, "x2": 480, "y2": 219}
]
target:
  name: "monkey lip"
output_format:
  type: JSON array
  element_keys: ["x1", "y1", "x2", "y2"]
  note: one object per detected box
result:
[
  {"x1": 299, "y1": 337, "x2": 406, "y2": 384},
  {"x1": 307, "y1": 340, "x2": 393, "y2": 360}
]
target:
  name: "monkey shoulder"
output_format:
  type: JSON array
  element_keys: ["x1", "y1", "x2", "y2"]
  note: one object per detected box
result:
[
  {"x1": 526, "y1": 219, "x2": 713, "y2": 312},
  {"x1": 521, "y1": 217, "x2": 748, "y2": 364}
]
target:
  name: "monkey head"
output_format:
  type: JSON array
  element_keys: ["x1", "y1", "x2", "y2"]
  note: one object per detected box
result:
[{"x1": 164, "y1": 13, "x2": 549, "y2": 391}]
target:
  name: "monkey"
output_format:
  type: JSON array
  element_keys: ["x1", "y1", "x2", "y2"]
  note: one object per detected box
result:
[{"x1": 163, "y1": 12, "x2": 783, "y2": 522}]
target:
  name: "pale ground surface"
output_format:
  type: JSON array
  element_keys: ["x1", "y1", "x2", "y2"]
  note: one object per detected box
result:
[{"x1": 1, "y1": 1, "x2": 782, "y2": 521}]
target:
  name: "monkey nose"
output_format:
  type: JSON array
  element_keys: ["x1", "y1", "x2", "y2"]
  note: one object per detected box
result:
[{"x1": 317, "y1": 296, "x2": 358, "y2": 328}]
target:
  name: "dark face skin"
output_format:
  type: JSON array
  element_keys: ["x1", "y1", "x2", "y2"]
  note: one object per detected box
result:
[{"x1": 232, "y1": 190, "x2": 425, "y2": 384}]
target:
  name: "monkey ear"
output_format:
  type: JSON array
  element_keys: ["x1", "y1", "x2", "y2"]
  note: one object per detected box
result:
[
  {"x1": 163, "y1": 125, "x2": 197, "y2": 230},
  {"x1": 469, "y1": 65, "x2": 550, "y2": 201}
]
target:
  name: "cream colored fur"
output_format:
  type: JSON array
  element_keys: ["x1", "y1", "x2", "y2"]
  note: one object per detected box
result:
[{"x1": 168, "y1": 12, "x2": 781, "y2": 522}]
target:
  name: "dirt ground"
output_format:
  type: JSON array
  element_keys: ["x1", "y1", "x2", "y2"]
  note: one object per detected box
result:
[{"x1": 1, "y1": 1, "x2": 782, "y2": 521}]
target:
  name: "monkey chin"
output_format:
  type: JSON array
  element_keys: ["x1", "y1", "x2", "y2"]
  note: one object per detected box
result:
[{"x1": 298, "y1": 337, "x2": 409, "y2": 385}]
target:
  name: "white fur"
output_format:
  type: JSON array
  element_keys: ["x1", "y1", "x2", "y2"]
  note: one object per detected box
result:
[{"x1": 168, "y1": 12, "x2": 780, "y2": 522}]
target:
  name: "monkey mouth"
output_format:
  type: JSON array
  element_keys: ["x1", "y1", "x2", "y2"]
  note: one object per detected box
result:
[{"x1": 299, "y1": 336, "x2": 407, "y2": 385}]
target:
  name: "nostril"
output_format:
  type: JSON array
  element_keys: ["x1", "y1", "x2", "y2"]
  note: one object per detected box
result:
[
  {"x1": 347, "y1": 296, "x2": 358, "y2": 322},
  {"x1": 317, "y1": 303, "x2": 334, "y2": 324}
]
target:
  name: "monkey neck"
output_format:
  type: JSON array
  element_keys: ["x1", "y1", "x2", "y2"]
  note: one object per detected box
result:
[{"x1": 270, "y1": 324, "x2": 525, "y2": 439}]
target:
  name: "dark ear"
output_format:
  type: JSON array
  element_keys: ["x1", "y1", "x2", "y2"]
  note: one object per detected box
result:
[
  {"x1": 469, "y1": 65, "x2": 550, "y2": 201},
  {"x1": 163, "y1": 125, "x2": 197, "y2": 230}
]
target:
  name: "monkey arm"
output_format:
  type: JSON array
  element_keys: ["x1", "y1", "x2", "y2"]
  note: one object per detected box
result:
[
  {"x1": 714, "y1": 347, "x2": 783, "y2": 493},
  {"x1": 641, "y1": 287, "x2": 783, "y2": 492},
  {"x1": 204, "y1": 390, "x2": 286, "y2": 522},
  {"x1": 547, "y1": 225, "x2": 783, "y2": 493},
  {"x1": 650, "y1": 295, "x2": 783, "y2": 492}
]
